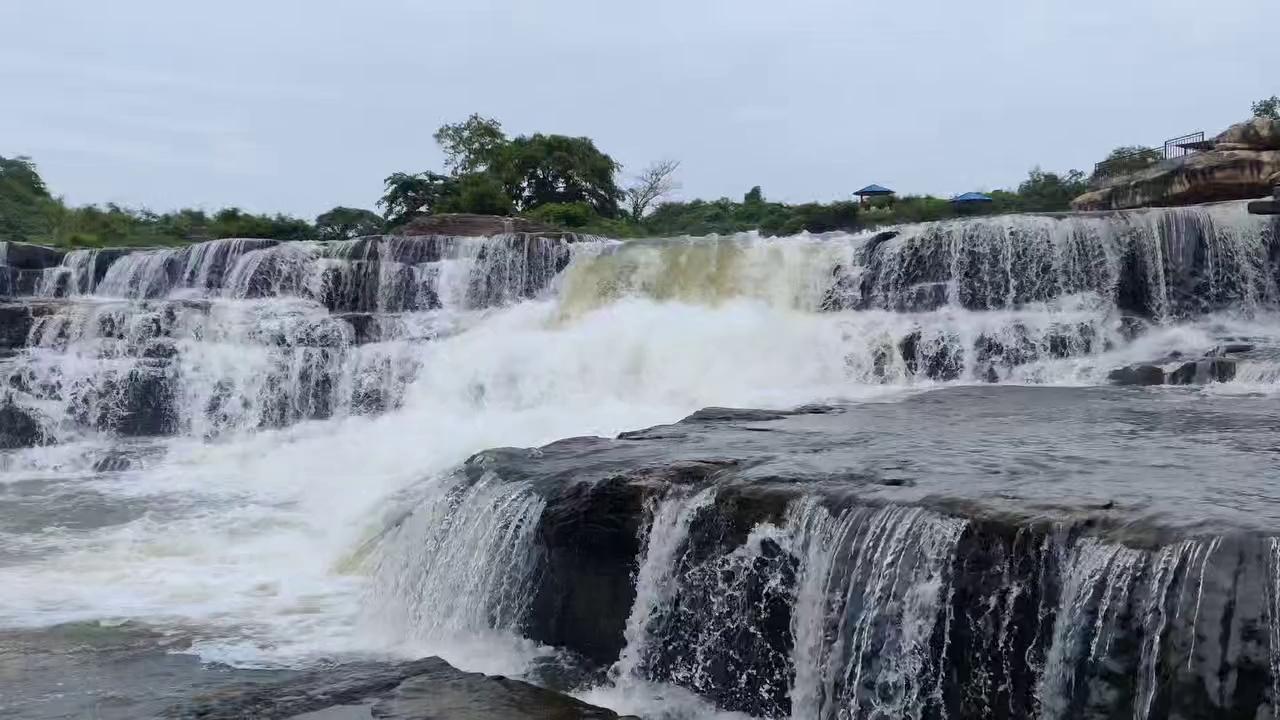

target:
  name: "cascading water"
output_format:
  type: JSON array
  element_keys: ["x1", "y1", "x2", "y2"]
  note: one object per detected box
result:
[{"x1": 4, "y1": 203, "x2": 1280, "y2": 719}]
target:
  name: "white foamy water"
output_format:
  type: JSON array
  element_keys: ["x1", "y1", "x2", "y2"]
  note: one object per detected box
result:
[{"x1": 0, "y1": 295, "x2": 916, "y2": 671}]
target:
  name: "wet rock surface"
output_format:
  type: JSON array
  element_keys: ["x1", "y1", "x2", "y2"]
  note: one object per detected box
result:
[
  {"x1": 443, "y1": 387, "x2": 1280, "y2": 718},
  {"x1": 0, "y1": 399, "x2": 44, "y2": 448},
  {"x1": 163, "y1": 657, "x2": 622, "y2": 720}
]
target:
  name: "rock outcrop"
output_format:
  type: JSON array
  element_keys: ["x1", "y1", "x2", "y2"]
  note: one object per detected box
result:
[
  {"x1": 1073, "y1": 118, "x2": 1280, "y2": 210},
  {"x1": 421, "y1": 389, "x2": 1280, "y2": 719},
  {"x1": 162, "y1": 657, "x2": 624, "y2": 720}
]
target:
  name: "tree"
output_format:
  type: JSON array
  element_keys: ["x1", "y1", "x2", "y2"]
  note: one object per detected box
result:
[
  {"x1": 743, "y1": 186, "x2": 764, "y2": 204},
  {"x1": 315, "y1": 207, "x2": 383, "y2": 241},
  {"x1": 210, "y1": 208, "x2": 314, "y2": 241},
  {"x1": 0, "y1": 155, "x2": 53, "y2": 242},
  {"x1": 1017, "y1": 167, "x2": 1088, "y2": 212},
  {"x1": 1252, "y1": 95, "x2": 1280, "y2": 120},
  {"x1": 1092, "y1": 146, "x2": 1162, "y2": 180},
  {"x1": 527, "y1": 202, "x2": 597, "y2": 228},
  {"x1": 438, "y1": 173, "x2": 514, "y2": 216},
  {"x1": 377, "y1": 171, "x2": 458, "y2": 227},
  {"x1": 433, "y1": 114, "x2": 508, "y2": 175},
  {"x1": 625, "y1": 159, "x2": 680, "y2": 220},
  {"x1": 493, "y1": 133, "x2": 623, "y2": 217}
]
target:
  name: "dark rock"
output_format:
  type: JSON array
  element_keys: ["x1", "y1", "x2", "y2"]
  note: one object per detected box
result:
[
  {"x1": 1213, "y1": 342, "x2": 1255, "y2": 355},
  {"x1": 116, "y1": 365, "x2": 179, "y2": 436},
  {"x1": 1107, "y1": 364, "x2": 1166, "y2": 386},
  {"x1": 899, "y1": 330, "x2": 963, "y2": 380},
  {"x1": 0, "y1": 242, "x2": 66, "y2": 269},
  {"x1": 1168, "y1": 358, "x2": 1237, "y2": 385},
  {"x1": 140, "y1": 340, "x2": 179, "y2": 360},
  {"x1": 339, "y1": 313, "x2": 381, "y2": 344},
  {"x1": 70, "y1": 363, "x2": 179, "y2": 436},
  {"x1": 0, "y1": 304, "x2": 33, "y2": 350},
  {"x1": 528, "y1": 475, "x2": 650, "y2": 666},
  {"x1": 92, "y1": 452, "x2": 133, "y2": 472},
  {"x1": 684, "y1": 407, "x2": 788, "y2": 424},
  {"x1": 162, "y1": 656, "x2": 621, "y2": 720},
  {"x1": 0, "y1": 401, "x2": 44, "y2": 449},
  {"x1": 449, "y1": 388, "x2": 1280, "y2": 718},
  {"x1": 1117, "y1": 316, "x2": 1149, "y2": 341},
  {"x1": 371, "y1": 664, "x2": 620, "y2": 720}
]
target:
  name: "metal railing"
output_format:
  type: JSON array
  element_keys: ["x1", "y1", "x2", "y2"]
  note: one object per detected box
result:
[
  {"x1": 1163, "y1": 131, "x2": 1205, "y2": 160},
  {"x1": 1092, "y1": 131, "x2": 1206, "y2": 181}
]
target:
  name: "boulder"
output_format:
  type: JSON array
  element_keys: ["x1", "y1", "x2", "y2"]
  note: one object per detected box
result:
[
  {"x1": 373, "y1": 665, "x2": 623, "y2": 720},
  {"x1": 1072, "y1": 150, "x2": 1280, "y2": 211},
  {"x1": 0, "y1": 304, "x2": 33, "y2": 351},
  {"x1": 1168, "y1": 357, "x2": 1237, "y2": 385},
  {"x1": 0, "y1": 242, "x2": 66, "y2": 270},
  {"x1": 1213, "y1": 117, "x2": 1280, "y2": 151},
  {"x1": 0, "y1": 401, "x2": 44, "y2": 449},
  {"x1": 162, "y1": 657, "x2": 624, "y2": 720},
  {"x1": 1213, "y1": 342, "x2": 1256, "y2": 355},
  {"x1": 1107, "y1": 364, "x2": 1165, "y2": 386}
]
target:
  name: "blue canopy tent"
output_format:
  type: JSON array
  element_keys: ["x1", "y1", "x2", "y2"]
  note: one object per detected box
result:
[
  {"x1": 854, "y1": 184, "x2": 895, "y2": 204},
  {"x1": 951, "y1": 191, "x2": 994, "y2": 215}
]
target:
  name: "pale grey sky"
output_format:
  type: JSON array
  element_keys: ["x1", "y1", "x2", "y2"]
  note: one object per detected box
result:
[{"x1": 1, "y1": 0, "x2": 1274, "y2": 218}]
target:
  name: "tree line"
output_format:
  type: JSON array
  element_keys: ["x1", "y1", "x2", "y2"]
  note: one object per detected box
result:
[{"x1": 2, "y1": 96, "x2": 1274, "y2": 247}]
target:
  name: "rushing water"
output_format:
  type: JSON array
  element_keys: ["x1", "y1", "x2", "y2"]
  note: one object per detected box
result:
[{"x1": 2, "y1": 205, "x2": 1280, "y2": 718}]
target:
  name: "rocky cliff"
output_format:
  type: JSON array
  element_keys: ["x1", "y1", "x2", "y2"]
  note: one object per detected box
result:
[{"x1": 1073, "y1": 118, "x2": 1280, "y2": 211}]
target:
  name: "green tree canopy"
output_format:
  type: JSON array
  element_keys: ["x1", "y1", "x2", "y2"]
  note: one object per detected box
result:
[
  {"x1": 1092, "y1": 145, "x2": 1162, "y2": 180},
  {"x1": 494, "y1": 133, "x2": 622, "y2": 217},
  {"x1": 1016, "y1": 167, "x2": 1088, "y2": 212},
  {"x1": 434, "y1": 114, "x2": 508, "y2": 175},
  {"x1": 439, "y1": 173, "x2": 514, "y2": 216},
  {"x1": 1252, "y1": 95, "x2": 1280, "y2": 120},
  {"x1": 0, "y1": 155, "x2": 53, "y2": 242},
  {"x1": 315, "y1": 206, "x2": 384, "y2": 241},
  {"x1": 378, "y1": 171, "x2": 458, "y2": 227}
]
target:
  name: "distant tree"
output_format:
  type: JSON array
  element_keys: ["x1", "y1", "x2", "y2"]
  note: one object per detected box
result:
[
  {"x1": 527, "y1": 201, "x2": 598, "y2": 228},
  {"x1": 1017, "y1": 167, "x2": 1088, "y2": 212},
  {"x1": 1252, "y1": 95, "x2": 1280, "y2": 120},
  {"x1": 743, "y1": 186, "x2": 764, "y2": 204},
  {"x1": 315, "y1": 206, "x2": 383, "y2": 241},
  {"x1": 439, "y1": 173, "x2": 514, "y2": 216},
  {"x1": 1092, "y1": 146, "x2": 1162, "y2": 180},
  {"x1": 0, "y1": 155, "x2": 53, "y2": 242},
  {"x1": 210, "y1": 208, "x2": 314, "y2": 241},
  {"x1": 494, "y1": 134, "x2": 623, "y2": 217},
  {"x1": 625, "y1": 159, "x2": 680, "y2": 220},
  {"x1": 378, "y1": 171, "x2": 458, "y2": 227},
  {"x1": 434, "y1": 114, "x2": 508, "y2": 175}
]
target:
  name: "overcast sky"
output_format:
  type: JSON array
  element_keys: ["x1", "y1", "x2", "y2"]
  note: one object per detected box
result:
[{"x1": 1, "y1": 0, "x2": 1274, "y2": 218}]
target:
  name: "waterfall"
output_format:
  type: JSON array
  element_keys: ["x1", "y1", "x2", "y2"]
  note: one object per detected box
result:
[
  {"x1": 788, "y1": 502, "x2": 967, "y2": 720},
  {"x1": 365, "y1": 475, "x2": 546, "y2": 652},
  {"x1": 611, "y1": 488, "x2": 719, "y2": 683},
  {"x1": 5, "y1": 204, "x2": 1280, "y2": 718}
]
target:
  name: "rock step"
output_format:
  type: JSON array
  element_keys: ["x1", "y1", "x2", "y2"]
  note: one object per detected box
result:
[
  {"x1": 161, "y1": 656, "x2": 627, "y2": 720},
  {"x1": 1108, "y1": 357, "x2": 1241, "y2": 386}
]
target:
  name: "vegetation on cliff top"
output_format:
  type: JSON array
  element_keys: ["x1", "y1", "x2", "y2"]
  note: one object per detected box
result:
[{"x1": 4, "y1": 94, "x2": 1273, "y2": 247}]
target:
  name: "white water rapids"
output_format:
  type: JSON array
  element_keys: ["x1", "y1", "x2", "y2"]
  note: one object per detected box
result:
[{"x1": 1, "y1": 203, "x2": 1278, "y2": 718}]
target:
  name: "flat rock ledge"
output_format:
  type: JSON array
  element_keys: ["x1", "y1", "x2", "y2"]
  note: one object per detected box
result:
[{"x1": 162, "y1": 657, "x2": 628, "y2": 720}]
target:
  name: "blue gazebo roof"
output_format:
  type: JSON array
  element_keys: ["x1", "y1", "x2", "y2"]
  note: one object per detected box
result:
[
  {"x1": 854, "y1": 184, "x2": 894, "y2": 196},
  {"x1": 951, "y1": 192, "x2": 993, "y2": 203}
]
